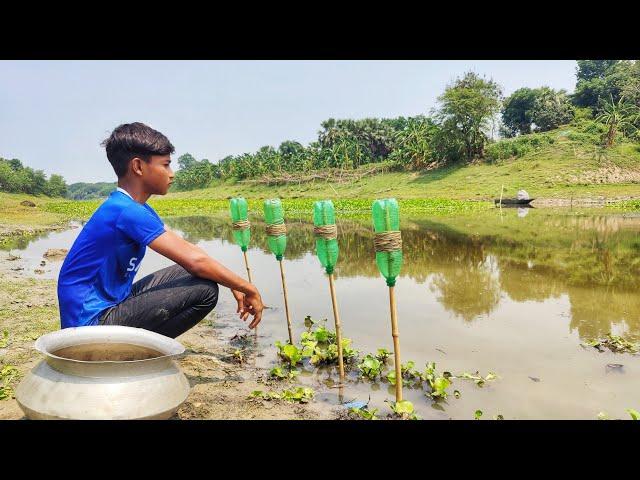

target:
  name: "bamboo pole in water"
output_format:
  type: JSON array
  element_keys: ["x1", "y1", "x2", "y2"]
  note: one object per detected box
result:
[
  {"x1": 243, "y1": 250, "x2": 253, "y2": 283},
  {"x1": 389, "y1": 285, "x2": 402, "y2": 402},
  {"x1": 242, "y1": 250, "x2": 258, "y2": 339},
  {"x1": 278, "y1": 259, "x2": 294, "y2": 344},
  {"x1": 328, "y1": 273, "x2": 345, "y2": 381}
]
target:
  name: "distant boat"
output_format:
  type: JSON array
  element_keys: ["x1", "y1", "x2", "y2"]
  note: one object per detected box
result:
[{"x1": 494, "y1": 198, "x2": 534, "y2": 206}]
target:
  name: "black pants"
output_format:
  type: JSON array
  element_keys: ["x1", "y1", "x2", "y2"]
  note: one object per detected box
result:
[{"x1": 99, "y1": 264, "x2": 219, "y2": 338}]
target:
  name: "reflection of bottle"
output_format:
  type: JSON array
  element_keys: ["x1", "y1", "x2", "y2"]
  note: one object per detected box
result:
[{"x1": 517, "y1": 207, "x2": 529, "y2": 218}]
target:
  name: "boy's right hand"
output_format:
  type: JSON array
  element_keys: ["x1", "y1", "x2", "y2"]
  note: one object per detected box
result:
[{"x1": 243, "y1": 289, "x2": 264, "y2": 329}]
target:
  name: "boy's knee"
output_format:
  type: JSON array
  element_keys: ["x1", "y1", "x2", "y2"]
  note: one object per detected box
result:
[{"x1": 196, "y1": 279, "x2": 219, "y2": 308}]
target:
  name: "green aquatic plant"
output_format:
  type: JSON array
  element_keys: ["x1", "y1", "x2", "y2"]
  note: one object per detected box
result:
[
  {"x1": 269, "y1": 366, "x2": 300, "y2": 380},
  {"x1": 583, "y1": 334, "x2": 639, "y2": 354},
  {"x1": 421, "y1": 361, "x2": 453, "y2": 399},
  {"x1": 456, "y1": 371, "x2": 498, "y2": 387},
  {"x1": 296, "y1": 320, "x2": 358, "y2": 366},
  {"x1": 250, "y1": 387, "x2": 315, "y2": 404},
  {"x1": 386, "y1": 360, "x2": 423, "y2": 386},
  {"x1": 628, "y1": 409, "x2": 640, "y2": 420},
  {"x1": 385, "y1": 400, "x2": 420, "y2": 420},
  {"x1": 474, "y1": 410, "x2": 483, "y2": 420},
  {"x1": 376, "y1": 348, "x2": 392, "y2": 364},
  {"x1": 350, "y1": 406, "x2": 379, "y2": 420},
  {"x1": 275, "y1": 342, "x2": 303, "y2": 368},
  {"x1": 347, "y1": 396, "x2": 379, "y2": 420},
  {"x1": 357, "y1": 354, "x2": 383, "y2": 380}
]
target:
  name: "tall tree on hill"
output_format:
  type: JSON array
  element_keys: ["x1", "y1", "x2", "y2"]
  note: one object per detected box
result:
[
  {"x1": 530, "y1": 88, "x2": 575, "y2": 132},
  {"x1": 177, "y1": 152, "x2": 197, "y2": 170},
  {"x1": 596, "y1": 94, "x2": 640, "y2": 147},
  {"x1": 502, "y1": 88, "x2": 538, "y2": 137},
  {"x1": 436, "y1": 71, "x2": 502, "y2": 161},
  {"x1": 572, "y1": 60, "x2": 637, "y2": 114}
]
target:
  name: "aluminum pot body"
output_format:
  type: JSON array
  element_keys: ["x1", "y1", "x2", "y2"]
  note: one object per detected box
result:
[{"x1": 15, "y1": 326, "x2": 191, "y2": 420}]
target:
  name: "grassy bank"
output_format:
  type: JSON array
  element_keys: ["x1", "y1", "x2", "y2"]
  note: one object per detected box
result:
[
  {"x1": 168, "y1": 130, "x2": 640, "y2": 202},
  {"x1": 3, "y1": 126, "x2": 640, "y2": 238}
]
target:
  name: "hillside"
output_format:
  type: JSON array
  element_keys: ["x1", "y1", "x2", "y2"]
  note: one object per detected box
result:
[{"x1": 167, "y1": 126, "x2": 640, "y2": 203}]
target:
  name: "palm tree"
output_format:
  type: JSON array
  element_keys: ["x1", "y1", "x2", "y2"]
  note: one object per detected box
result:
[{"x1": 596, "y1": 94, "x2": 640, "y2": 147}]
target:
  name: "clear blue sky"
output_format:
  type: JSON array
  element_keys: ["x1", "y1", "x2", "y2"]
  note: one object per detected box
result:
[{"x1": 0, "y1": 60, "x2": 578, "y2": 183}]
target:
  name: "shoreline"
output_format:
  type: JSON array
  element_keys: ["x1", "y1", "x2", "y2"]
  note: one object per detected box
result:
[{"x1": 0, "y1": 251, "x2": 341, "y2": 420}]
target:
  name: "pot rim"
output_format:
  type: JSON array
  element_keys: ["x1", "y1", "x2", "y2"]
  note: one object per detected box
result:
[{"x1": 34, "y1": 325, "x2": 185, "y2": 364}]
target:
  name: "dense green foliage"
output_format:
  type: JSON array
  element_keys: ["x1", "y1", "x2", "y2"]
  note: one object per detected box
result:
[
  {"x1": 170, "y1": 61, "x2": 639, "y2": 191},
  {"x1": 572, "y1": 60, "x2": 640, "y2": 113},
  {"x1": 502, "y1": 87, "x2": 575, "y2": 136},
  {"x1": 0, "y1": 158, "x2": 67, "y2": 197},
  {"x1": 66, "y1": 182, "x2": 116, "y2": 200}
]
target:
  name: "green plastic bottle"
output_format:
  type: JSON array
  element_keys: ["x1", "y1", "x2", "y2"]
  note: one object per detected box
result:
[
  {"x1": 229, "y1": 197, "x2": 250, "y2": 252},
  {"x1": 263, "y1": 198, "x2": 287, "y2": 260},
  {"x1": 313, "y1": 200, "x2": 339, "y2": 274},
  {"x1": 372, "y1": 198, "x2": 403, "y2": 287}
]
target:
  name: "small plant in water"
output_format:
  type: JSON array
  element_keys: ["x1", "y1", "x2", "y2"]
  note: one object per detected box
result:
[
  {"x1": 250, "y1": 386, "x2": 314, "y2": 404},
  {"x1": 375, "y1": 348, "x2": 392, "y2": 364},
  {"x1": 357, "y1": 354, "x2": 383, "y2": 380},
  {"x1": 347, "y1": 396, "x2": 379, "y2": 420},
  {"x1": 583, "y1": 333, "x2": 639, "y2": 354},
  {"x1": 269, "y1": 366, "x2": 300, "y2": 380},
  {"x1": 456, "y1": 371, "x2": 498, "y2": 387},
  {"x1": 385, "y1": 400, "x2": 420, "y2": 420},
  {"x1": 628, "y1": 409, "x2": 640, "y2": 420},
  {"x1": 422, "y1": 362, "x2": 452, "y2": 399},
  {"x1": 275, "y1": 342, "x2": 304, "y2": 368}
]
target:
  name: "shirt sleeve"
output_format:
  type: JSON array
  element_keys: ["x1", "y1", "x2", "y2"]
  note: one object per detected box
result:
[{"x1": 116, "y1": 204, "x2": 166, "y2": 246}]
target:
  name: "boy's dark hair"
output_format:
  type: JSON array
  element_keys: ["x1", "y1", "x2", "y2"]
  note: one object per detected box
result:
[{"x1": 101, "y1": 122, "x2": 175, "y2": 177}]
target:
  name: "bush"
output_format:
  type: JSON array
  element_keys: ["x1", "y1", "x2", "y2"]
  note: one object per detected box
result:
[{"x1": 485, "y1": 133, "x2": 555, "y2": 161}]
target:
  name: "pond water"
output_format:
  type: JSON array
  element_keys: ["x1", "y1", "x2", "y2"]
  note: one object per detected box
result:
[{"x1": 8, "y1": 207, "x2": 640, "y2": 419}]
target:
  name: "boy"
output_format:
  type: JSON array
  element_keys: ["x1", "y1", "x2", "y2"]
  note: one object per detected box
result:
[{"x1": 58, "y1": 122, "x2": 263, "y2": 338}]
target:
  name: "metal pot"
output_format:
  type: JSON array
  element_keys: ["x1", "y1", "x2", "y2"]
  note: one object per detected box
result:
[{"x1": 15, "y1": 325, "x2": 191, "y2": 420}]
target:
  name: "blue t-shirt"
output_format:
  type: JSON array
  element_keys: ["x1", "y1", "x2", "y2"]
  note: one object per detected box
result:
[{"x1": 57, "y1": 190, "x2": 166, "y2": 328}]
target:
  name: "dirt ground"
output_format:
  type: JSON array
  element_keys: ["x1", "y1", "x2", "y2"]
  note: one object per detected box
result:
[{"x1": 0, "y1": 250, "x2": 341, "y2": 420}]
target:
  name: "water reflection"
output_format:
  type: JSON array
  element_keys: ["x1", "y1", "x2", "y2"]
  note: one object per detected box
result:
[{"x1": 165, "y1": 209, "x2": 640, "y2": 340}]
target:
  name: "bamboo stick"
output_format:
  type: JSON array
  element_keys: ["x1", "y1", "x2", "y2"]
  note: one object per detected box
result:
[
  {"x1": 278, "y1": 259, "x2": 294, "y2": 344},
  {"x1": 328, "y1": 273, "x2": 345, "y2": 380},
  {"x1": 389, "y1": 285, "x2": 402, "y2": 402},
  {"x1": 243, "y1": 250, "x2": 253, "y2": 283},
  {"x1": 242, "y1": 249, "x2": 258, "y2": 338}
]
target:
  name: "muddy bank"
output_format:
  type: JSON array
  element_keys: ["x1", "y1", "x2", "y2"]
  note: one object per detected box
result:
[{"x1": 0, "y1": 251, "x2": 340, "y2": 420}]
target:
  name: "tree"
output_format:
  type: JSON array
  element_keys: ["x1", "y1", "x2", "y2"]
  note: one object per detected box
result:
[
  {"x1": 502, "y1": 88, "x2": 538, "y2": 136},
  {"x1": 46, "y1": 174, "x2": 68, "y2": 197},
  {"x1": 436, "y1": 71, "x2": 503, "y2": 161},
  {"x1": 502, "y1": 87, "x2": 575, "y2": 135},
  {"x1": 177, "y1": 153, "x2": 197, "y2": 171},
  {"x1": 595, "y1": 94, "x2": 640, "y2": 147},
  {"x1": 572, "y1": 60, "x2": 637, "y2": 113},
  {"x1": 389, "y1": 116, "x2": 439, "y2": 169},
  {"x1": 530, "y1": 88, "x2": 575, "y2": 132}
]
